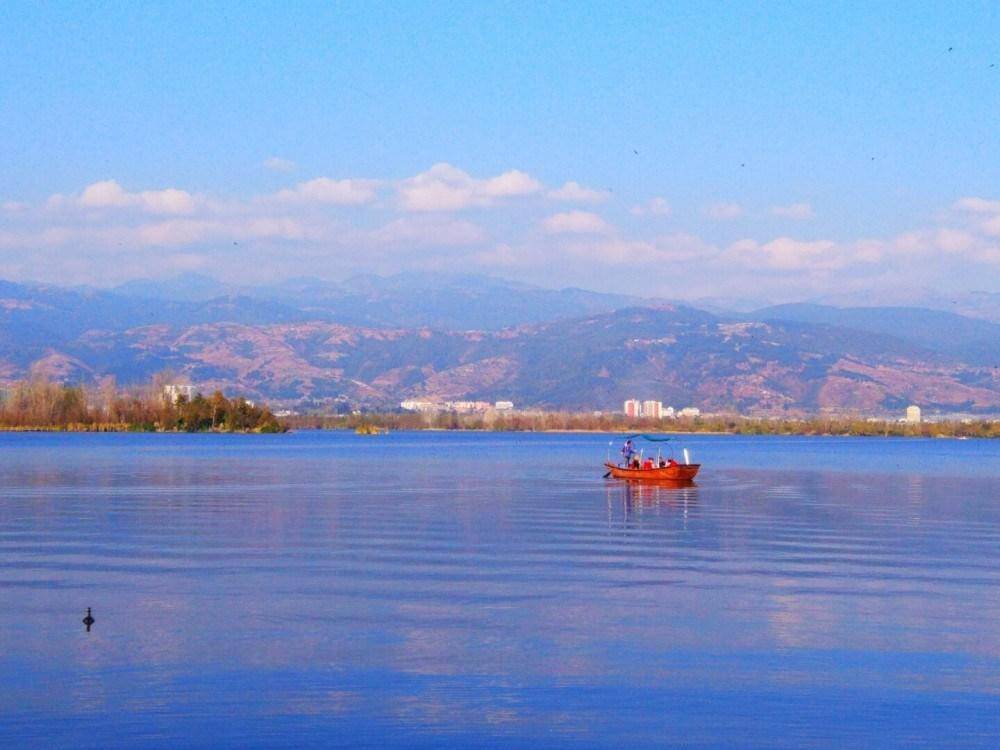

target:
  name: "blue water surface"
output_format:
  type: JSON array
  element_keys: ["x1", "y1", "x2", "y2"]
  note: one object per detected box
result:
[{"x1": 1, "y1": 431, "x2": 998, "y2": 748}]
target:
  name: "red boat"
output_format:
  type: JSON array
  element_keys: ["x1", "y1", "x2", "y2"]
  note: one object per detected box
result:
[
  {"x1": 604, "y1": 461, "x2": 700, "y2": 481},
  {"x1": 605, "y1": 433, "x2": 700, "y2": 482}
]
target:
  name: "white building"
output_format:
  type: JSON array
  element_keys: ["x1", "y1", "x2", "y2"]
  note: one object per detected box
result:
[
  {"x1": 662, "y1": 406, "x2": 676, "y2": 419},
  {"x1": 624, "y1": 399, "x2": 641, "y2": 418},
  {"x1": 642, "y1": 400, "x2": 663, "y2": 419},
  {"x1": 446, "y1": 401, "x2": 492, "y2": 413},
  {"x1": 677, "y1": 406, "x2": 701, "y2": 418},
  {"x1": 163, "y1": 384, "x2": 196, "y2": 404},
  {"x1": 905, "y1": 405, "x2": 922, "y2": 424},
  {"x1": 400, "y1": 400, "x2": 440, "y2": 412},
  {"x1": 494, "y1": 401, "x2": 515, "y2": 411}
]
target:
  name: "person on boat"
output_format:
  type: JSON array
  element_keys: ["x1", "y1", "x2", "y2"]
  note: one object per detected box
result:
[
  {"x1": 642, "y1": 457, "x2": 654, "y2": 470},
  {"x1": 631, "y1": 456, "x2": 641, "y2": 470},
  {"x1": 659, "y1": 458, "x2": 668, "y2": 468},
  {"x1": 620, "y1": 438, "x2": 635, "y2": 467}
]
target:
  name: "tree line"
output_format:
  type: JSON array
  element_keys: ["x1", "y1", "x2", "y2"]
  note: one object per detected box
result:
[
  {"x1": 0, "y1": 377, "x2": 284, "y2": 432},
  {"x1": 284, "y1": 410, "x2": 999, "y2": 438}
]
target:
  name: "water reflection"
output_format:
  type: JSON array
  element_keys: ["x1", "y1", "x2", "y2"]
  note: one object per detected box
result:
[
  {"x1": 606, "y1": 479, "x2": 699, "y2": 527},
  {"x1": 0, "y1": 432, "x2": 997, "y2": 748}
]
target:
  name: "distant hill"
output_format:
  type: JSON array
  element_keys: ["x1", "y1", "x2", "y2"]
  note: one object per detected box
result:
[
  {"x1": 2, "y1": 278, "x2": 997, "y2": 415},
  {"x1": 113, "y1": 272, "x2": 239, "y2": 302},
  {"x1": 112, "y1": 272, "x2": 648, "y2": 330},
  {"x1": 749, "y1": 304, "x2": 1000, "y2": 366},
  {"x1": 810, "y1": 289, "x2": 1000, "y2": 324},
  {"x1": 0, "y1": 280, "x2": 311, "y2": 367}
]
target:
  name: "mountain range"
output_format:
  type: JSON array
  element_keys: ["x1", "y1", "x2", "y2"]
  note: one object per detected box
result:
[{"x1": 2, "y1": 274, "x2": 997, "y2": 415}]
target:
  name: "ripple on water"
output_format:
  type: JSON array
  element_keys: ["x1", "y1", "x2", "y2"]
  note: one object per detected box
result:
[{"x1": 0, "y1": 433, "x2": 998, "y2": 748}]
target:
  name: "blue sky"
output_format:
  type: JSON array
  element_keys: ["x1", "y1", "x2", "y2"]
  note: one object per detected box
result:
[{"x1": 1, "y1": 2, "x2": 997, "y2": 302}]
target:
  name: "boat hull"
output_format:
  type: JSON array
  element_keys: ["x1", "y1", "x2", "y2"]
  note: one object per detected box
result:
[{"x1": 605, "y1": 462, "x2": 700, "y2": 481}]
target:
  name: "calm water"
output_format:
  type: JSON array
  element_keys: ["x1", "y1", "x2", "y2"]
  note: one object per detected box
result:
[{"x1": 1, "y1": 431, "x2": 998, "y2": 748}]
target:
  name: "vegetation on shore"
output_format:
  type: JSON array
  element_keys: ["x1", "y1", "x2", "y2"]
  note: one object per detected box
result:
[
  {"x1": 2, "y1": 378, "x2": 994, "y2": 437},
  {"x1": 0, "y1": 378, "x2": 284, "y2": 432},
  {"x1": 285, "y1": 411, "x2": 1000, "y2": 438}
]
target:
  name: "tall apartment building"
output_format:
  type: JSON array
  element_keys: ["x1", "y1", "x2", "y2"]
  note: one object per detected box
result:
[
  {"x1": 642, "y1": 400, "x2": 663, "y2": 419},
  {"x1": 623, "y1": 399, "x2": 641, "y2": 418}
]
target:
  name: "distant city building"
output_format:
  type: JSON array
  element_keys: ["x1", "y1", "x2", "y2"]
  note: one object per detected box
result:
[
  {"x1": 642, "y1": 400, "x2": 663, "y2": 419},
  {"x1": 400, "y1": 400, "x2": 440, "y2": 412},
  {"x1": 624, "y1": 399, "x2": 641, "y2": 418},
  {"x1": 662, "y1": 406, "x2": 676, "y2": 419},
  {"x1": 447, "y1": 401, "x2": 492, "y2": 413},
  {"x1": 905, "y1": 404, "x2": 922, "y2": 424},
  {"x1": 677, "y1": 406, "x2": 701, "y2": 418},
  {"x1": 403, "y1": 399, "x2": 511, "y2": 413},
  {"x1": 163, "y1": 384, "x2": 196, "y2": 404}
]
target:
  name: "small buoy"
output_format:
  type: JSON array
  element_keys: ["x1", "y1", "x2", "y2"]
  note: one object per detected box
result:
[{"x1": 83, "y1": 607, "x2": 95, "y2": 632}]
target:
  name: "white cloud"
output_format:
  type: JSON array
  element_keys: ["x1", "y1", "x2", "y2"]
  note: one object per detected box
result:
[
  {"x1": 727, "y1": 237, "x2": 840, "y2": 270},
  {"x1": 704, "y1": 202, "x2": 745, "y2": 220},
  {"x1": 5, "y1": 174, "x2": 998, "y2": 294},
  {"x1": 473, "y1": 243, "x2": 527, "y2": 268},
  {"x1": 368, "y1": 217, "x2": 487, "y2": 247},
  {"x1": 630, "y1": 197, "x2": 672, "y2": 216},
  {"x1": 141, "y1": 189, "x2": 199, "y2": 215},
  {"x1": 981, "y1": 215, "x2": 1000, "y2": 237},
  {"x1": 78, "y1": 180, "x2": 131, "y2": 208},
  {"x1": 397, "y1": 163, "x2": 542, "y2": 212},
  {"x1": 565, "y1": 233, "x2": 714, "y2": 264},
  {"x1": 274, "y1": 177, "x2": 378, "y2": 205},
  {"x1": 953, "y1": 196, "x2": 1000, "y2": 214},
  {"x1": 934, "y1": 228, "x2": 977, "y2": 253},
  {"x1": 950, "y1": 196, "x2": 1000, "y2": 239},
  {"x1": 547, "y1": 181, "x2": 610, "y2": 204},
  {"x1": 0, "y1": 216, "x2": 321, "y2": 249},
  {"x1": 723, "y1": 224, "x2": 1000, "y2": 273},
  {"x1": 481, "y1": 169, "x2": 541, "y2": 197},
  {"x1": 770, "y1": 202, "x2": 814, "y2": 220},
  {"x1": 76, "y1": 180, "x2": 198, "y2": 215},
  {"x1": 263, "y1": 156, "x2": 297, "y2": 173},
  {"x1": 542, "y1": 210, "x2": 612, "y2": 235}
]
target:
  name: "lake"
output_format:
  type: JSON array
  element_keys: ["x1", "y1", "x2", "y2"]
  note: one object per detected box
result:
[{"x1": 1, "y1": 431, "x2": 998, "y2": 748}]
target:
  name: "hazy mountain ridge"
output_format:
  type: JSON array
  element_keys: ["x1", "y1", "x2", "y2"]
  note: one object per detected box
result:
[
  {"x1": 108, "y1": 272, "x2": 648, "y2": 330},
  {"x1": 2, "y1": 277, "x2": 997, "y2": 414},
  {"x1": 748, "y1": 303, "x2": 1000, "y2": 366},
  {"x1": 810, "y1": 289, "x2": 1000, "y2": 324}
]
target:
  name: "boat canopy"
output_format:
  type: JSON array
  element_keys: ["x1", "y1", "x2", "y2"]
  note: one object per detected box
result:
[{"x1": 624, "y1": 433, "x2": 673, "y2": 442}]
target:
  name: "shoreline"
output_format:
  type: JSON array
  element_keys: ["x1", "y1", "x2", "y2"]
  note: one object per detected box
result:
[
  {"x1": 0, "y1": 425, "x2": 283, "y2": 434},
  {"x1": 1, "y1": 412, "x2": 996, "y2": 439},
  {"x1": 284, "y1": 413, "x2": 1000, "y2": 439},
  {"x1": 3, "y1": 425, "x2": 989, "y2": 439}
]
